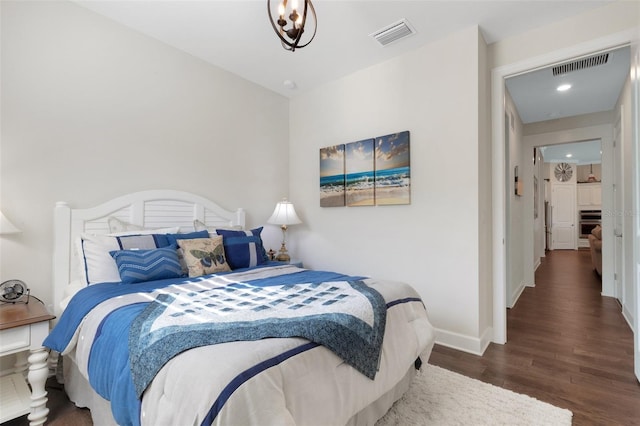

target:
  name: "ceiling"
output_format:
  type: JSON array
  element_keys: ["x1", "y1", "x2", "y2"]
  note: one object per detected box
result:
[
  {"x1": 74, "y1": 0, "x2": 616, "y2": 98},
  {"x1": 507, "y1": 44, "x2": 629, "y2": 165},
  {"x1": 73, "y1": 1, "x2": 629, "y2": 165},
  {"x1": 540, "y1": 140, "x2": 602, "y2": 165},
  {"x1": 505, "y1": 45, "x2": 630, "y2": 124}
]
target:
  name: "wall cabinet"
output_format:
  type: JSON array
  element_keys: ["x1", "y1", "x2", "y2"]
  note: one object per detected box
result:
[{"x1": 577, "y1": 183, "x2": 601, "y2": 209}]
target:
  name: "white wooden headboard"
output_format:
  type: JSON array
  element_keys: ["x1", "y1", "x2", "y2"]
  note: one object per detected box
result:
[{"x1": 52, "y1": 190, "x2": 245, "y2": 316}]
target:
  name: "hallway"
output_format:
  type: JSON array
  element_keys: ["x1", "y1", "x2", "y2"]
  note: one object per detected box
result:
[{"x1": 430, "y1": 249, "x2": 640, "y2": 425}]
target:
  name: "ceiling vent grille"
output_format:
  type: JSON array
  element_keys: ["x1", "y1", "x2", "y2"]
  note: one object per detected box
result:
[
  {"x1": 371, "y1": 19, "x2": 416, "y2": 47},
  {"x1": 552, "y1": 53, "x2": 609, "y2": 76}
]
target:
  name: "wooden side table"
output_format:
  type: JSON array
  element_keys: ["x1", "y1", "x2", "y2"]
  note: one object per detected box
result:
[{"x1": 0, "y1": 300, "x2": 55, "y2": 426}]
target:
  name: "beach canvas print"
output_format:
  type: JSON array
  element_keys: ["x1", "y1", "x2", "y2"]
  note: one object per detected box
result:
[
  {"x1": 375, "y1": 131, "x2": 410, "y2": 205},
  {"x1": 345, "y1": 139, "x2": 375, "y2": 206},
  {"x1": 320, "y1": 144, "x2": 345, "y2": 207}
]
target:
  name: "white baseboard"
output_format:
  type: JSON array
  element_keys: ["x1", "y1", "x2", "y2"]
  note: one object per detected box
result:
[
  {"x1": 622, "y1": 302, "x2": 635, "y2": 332},
  {"x1": 434, "y1": 326, "x2": 493, "y2": 356},
  {"x1": 508, "y1": 281, "x2": 527, "y2": 309},
  {"x1": 534, "y1": 258, "x2": 541, "y2": 271}
]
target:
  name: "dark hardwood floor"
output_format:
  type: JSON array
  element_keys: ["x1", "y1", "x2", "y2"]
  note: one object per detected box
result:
[{"x1": 430, "y1": 249, "x2": 640, "y2": 425}]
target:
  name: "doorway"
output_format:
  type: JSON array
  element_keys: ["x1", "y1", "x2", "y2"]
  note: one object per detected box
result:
[
  {"x1": 538, "y1": 141, "x2": 603, "y2": 252},
  {"x1": 491, "y1": 36, "x2": 635, "y2": 346}
]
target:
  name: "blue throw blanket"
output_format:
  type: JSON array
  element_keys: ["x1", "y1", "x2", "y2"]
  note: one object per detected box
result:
[{"x1": 129, "y1": 279, "x2": 386, "y2": 397}]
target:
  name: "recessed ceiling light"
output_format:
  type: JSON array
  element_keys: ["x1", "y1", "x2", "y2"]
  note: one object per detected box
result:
[
  {"x1": 566, "y1": 153, "x2": 573, "y2": 158},
  {"x1": 557, "y1": 84, "x2": 572, "y2": 92}
]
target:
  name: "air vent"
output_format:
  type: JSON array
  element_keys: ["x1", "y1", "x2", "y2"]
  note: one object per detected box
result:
[
  {"x1": 552, "y1": 53, "x2": 609, "y2": 76},
  {"x1": 370, "y1": 19, "x2": 416, "y2": 47}
]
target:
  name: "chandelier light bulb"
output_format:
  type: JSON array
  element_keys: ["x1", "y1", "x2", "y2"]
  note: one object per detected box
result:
[{"x1": 267, "y1": 0, "x2": 317, "y2": 52}]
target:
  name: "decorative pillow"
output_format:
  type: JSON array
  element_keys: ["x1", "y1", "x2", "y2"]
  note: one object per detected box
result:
[
  {"x1": 165, "y1": 230, "x2": 210, "y2": 274},
  {"x1": 193, "y1": 219, "x2": 243, "y2": 233},
  {"x1": 177, "y1": 237, "x2": 231, "y2": 277},
  {"x1": 215, "y1": 227, "x2": 268, "y2": 270},
  {"x1": 110, "y1": 246, "x2": 183, "y2": 284},
  {"x1": 166, "y1": 230, "x2": 209, "y2": 246},
  {"x1": 78, "y1": 227, "x2": 179, "y2": 285}
]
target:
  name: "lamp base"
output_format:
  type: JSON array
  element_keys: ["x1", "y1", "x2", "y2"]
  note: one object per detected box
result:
[{"x1": 275, "y1": 242, "x2": 291, "y2": 262}]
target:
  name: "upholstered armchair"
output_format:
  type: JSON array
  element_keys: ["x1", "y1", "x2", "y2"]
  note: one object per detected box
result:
[{"x1": 588, "y1": 225, "x2": 602, "y2": 276}]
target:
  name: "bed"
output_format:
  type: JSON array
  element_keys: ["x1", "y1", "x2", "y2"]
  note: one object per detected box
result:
[{"x1": 45, "y1": 190, "x2": 435, "y2": 426}]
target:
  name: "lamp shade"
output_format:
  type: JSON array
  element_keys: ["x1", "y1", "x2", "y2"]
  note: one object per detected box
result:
[
  {"x1": 267, "y1": 200, "x2": 302, "y2": 226},
  {"x1": 0, "y1": 211, "x2": 21, "y2": 235}
]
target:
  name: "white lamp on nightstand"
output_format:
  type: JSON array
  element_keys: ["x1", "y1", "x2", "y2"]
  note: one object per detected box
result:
[{"x1": 267, "y1": 199, "x2": 301, "y2": 262}]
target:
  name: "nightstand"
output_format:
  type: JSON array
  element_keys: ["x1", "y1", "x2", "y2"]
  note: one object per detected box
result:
[
  {"x1": 0, "y1": 300, "x2": 55, "y2": 426},
  {"x1": 288, "y1": 259, "x2": 303, "y2": 268}
]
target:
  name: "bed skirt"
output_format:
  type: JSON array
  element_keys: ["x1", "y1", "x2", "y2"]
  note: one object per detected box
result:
[{"x1": 61, "y1": 352, "x2": 420, "y2": 426}]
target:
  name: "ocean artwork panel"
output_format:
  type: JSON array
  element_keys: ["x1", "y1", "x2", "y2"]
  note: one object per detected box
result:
[
  {"x1": 320, "y1": 144, "x2": 345, "y2": 207},
  {"x1": 345, "y1": 139, "x2": 375, "y2": 206},
  {"x1": 374, "y1": 131, "x2": 410, "y2": 205}
]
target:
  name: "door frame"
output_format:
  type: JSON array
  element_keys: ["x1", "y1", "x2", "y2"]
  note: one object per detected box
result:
[
  {"x1": 491, "y1": 29, "x2": 638, "y2": 344},
  {"x1": 613, "y1": 108, "x2": 625, "y2": 305},
  {"x1": 630, "y1": 35, "x2": 640, "y2": 383}
]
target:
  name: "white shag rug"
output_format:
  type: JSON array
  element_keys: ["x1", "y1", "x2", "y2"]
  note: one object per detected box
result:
[{"x1": 377, "y1": 364, "x2": 572, "y2": 426}]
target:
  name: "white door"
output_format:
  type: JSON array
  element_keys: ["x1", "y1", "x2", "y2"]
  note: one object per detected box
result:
[
  {"x1": 613, "y1": 111, "x2": 624, "y2": 303},
  {"x1": 552, "y1": 184, "x2": 576, "y2": 250}
]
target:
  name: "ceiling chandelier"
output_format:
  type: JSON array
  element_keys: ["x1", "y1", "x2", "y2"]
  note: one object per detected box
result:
[{"x1": 267, "y1": 0, "x2": 317, "y2": 52}]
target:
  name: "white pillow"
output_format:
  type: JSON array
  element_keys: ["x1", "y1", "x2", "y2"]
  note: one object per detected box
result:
[
  {"x1": 60, "y1": 280, "x2": 84, "y2": 311},
  {"x1": 77, "y1": 227, "x2": 179, "y2": 285},
  {"x1": 193, "y1": 219, "x2": 242, "y2": 233},
  {"x1": 107, "y1": 217, "x2": 146, "y2": 233}
]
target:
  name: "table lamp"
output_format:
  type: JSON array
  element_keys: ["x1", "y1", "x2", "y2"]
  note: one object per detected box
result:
[{"x1": 267, "y1": 199, "x2": 301, "y2": 262}]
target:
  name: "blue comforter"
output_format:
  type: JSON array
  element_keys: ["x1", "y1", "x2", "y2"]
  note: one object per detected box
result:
[{"x1": 44, "y1": 264, "x2": 382, "y2": 426}]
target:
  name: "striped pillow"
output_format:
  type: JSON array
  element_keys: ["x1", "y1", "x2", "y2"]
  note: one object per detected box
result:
[
  {"x1": 110, "y1": 246, "x2": 183, "y2": 284},
  {"x1": 216, "y1": 227, "x2": 268, "y2": 269}
]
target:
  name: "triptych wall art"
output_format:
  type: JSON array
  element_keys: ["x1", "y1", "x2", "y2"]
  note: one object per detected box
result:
[{"x1": 319, "y1": 131, "x2": 410, "y2": 207}]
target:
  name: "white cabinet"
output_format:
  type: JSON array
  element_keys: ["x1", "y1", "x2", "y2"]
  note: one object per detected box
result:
[{"x1": 577, "y1": 183, "x2": 601, "y2": 209}]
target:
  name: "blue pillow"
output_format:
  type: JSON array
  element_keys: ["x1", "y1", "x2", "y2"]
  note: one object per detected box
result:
[
  {"x1": 110, "y1": 245, "x2": 183, "y2": 284},
  {"x1": 216, "y1": 227, "x2": 267, "y2": 269},
  {"x1": 165, "y1": 230, "x2": 209, "y2": 246}
]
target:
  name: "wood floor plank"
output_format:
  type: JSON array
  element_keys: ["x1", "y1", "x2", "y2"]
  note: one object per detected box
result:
[{"x1": 429, "y1": 249, "x2": 640, "y2": 425}]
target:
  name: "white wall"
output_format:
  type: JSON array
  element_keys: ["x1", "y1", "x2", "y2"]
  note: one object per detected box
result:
[
  {"x1": 477, "y1": 30, "x2": 493, "y2": 340},
  {"x1": 289, "y1": 27, "x2": 490, "y2": 353},
  {"x1": 0, "y1": 0, "x2": 290, "y2": 308}
]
